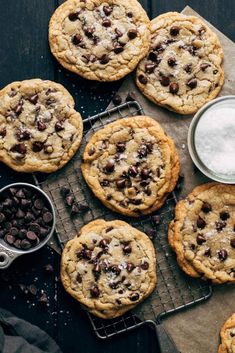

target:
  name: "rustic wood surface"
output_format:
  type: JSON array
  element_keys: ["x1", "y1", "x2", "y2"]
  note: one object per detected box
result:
[{"x1": 0, "y1": 1, "x2": 234, "y2": 353}]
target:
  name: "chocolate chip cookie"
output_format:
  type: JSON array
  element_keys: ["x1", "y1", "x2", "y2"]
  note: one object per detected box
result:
[
  {"x1": 81, "y1": 116, "x2": 180, "y2": 217},
  {"x1": 136, "y1": 12, "x2": 224, "y2": 115},
  {"x1": 0, "y1": 79, "x2": 83, "y2": 173},
  {"x1": 61, "y1": 219, "x2": 157, "y2": 319},
  {"x1": 169, "y1": 183, "x2": 235, "y2": 284},
  {"x1": 219, "y1": 313, "x2": 235, "y2": 353},
  {"x1": 49, "y1": 0, "x2": 150, "y2": 81}
]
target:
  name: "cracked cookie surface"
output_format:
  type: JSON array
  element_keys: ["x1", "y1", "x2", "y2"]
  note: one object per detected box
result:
[
  {"x1": 61, "y1": 219, "x2": 157, "y2": 319},
  {"x1": 169, "y1": 183, "x2": 235, "y2": 284},
  {"x1": 81, "y1": 116, "x2": 180, "y2": 217},
  {"x1": 49, "y1": 0, "x2": 150, "y2": 81},
  {"x1": 219, "y1": 313, "x2": 235, "y2": 353},
  {"x1": 136, "y1": 12, "x2": 224, "y2": 115},
  {"x1": 0, "y1": 79, "x2": 83, "y2": 173}
]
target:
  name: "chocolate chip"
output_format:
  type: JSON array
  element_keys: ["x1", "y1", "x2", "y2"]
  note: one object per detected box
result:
[
  {"x1": 140, "y1": 168, "x2": 150, "y2": 180},
  {"x1": 112, "y1": 94, "x2": 122, "y2": 106},
  {"x1": 201, "y1": 202, "x2": 212, "y2": 213},
  {"x1": 127, "y1": 29, "x2": 137, "y2": 39},
  {"x1": 99, "y1": 238, "x2": 110, "y2": 249},
  {"x1": 129, "y1": 199, "x2": 141, "y2": 205},
  {"x1": 84, "y1": 27, "x2": 94, "y2": 38},
  {"x1": 123, "y1": 244, "x2": 132, "y2": 254},
  {"x1": 116, "y1": 142, "x2": 125, "y2": 153},
  {"x1": 184, "y1": 64, "x2": 192, "y2": 73},
  {"x1": 106, "y1": 227, "x2": 113, "y2": 233},
  {"x1": 145, "y1": 63, "x2": 156, "y2": 74},
  {"x1": 169, "y1": 82, "x2": 179, "y2": 94},
  {"x1": 26, "y1": 231, "x2": 37, "y2": 241},
  {"x1": 127, "y1": 11, "x2": 133, "y2": 17},
  {"x1": 29, "y1": 223, "x2": 41, "y2": 234},
  {"x1": 9, "y1": 227, "x2": 18, "y2": 236},
  {"x1": 25, "y1": 212, "x2": 35, "y2": 223},
  {"x1": 200, "y1": 63, "x2": 211, "y2": 71},
  {"x1": 187, "y1": 78, "x2": 197, "y2": 89},
  {"x1": 213, "y1": 70, "x2": 218, "y2": 74},
  {"x1": 38, "y1": 293, "x2": 48, "y2": 305},
  {"x1": 32, "y1": 141, "x2": 43, "y2": 152},
  {"x1": 128, "y1": 165, "x2": 138, "y2": 177},
  {"x1": 129, "y1": 293, "x2": 139, "y2": 301},
  {"x1": 16, "y1": 209, "x2": 25, "y2": 219},
  {"x1": 196, "y1": 234, "x2": 206, "y2": 245},
  {"x1": 197, "y1": 216, "x2": 206, "y2": 229},
  {"x1": 5, "y1": 234, "x2": 15, "y2": 245},
  {"x1": 109, "y1": 265, "x2": 121, "y2": 275},
  {"x1": 72, "y1": 34, "x2": 81, "y2": 45},
  {"x1": 0, "y1": 127, "x2": 6, "y2": 138},
  {"x1": 220, "y1": 211, "x2": 230, "y2": 221},
  {"x1": 28, "y1": 94, "x2": 38, "y2": 104},
  {"x1": 69, "y1": 12, "x2": 78, "y2": 21},
  {"x1": 113, "y1": 42, "x2": 124, "y2": 54},
  {"x1": 0, "y1": 213, "x2": 6, "y2": 223},
  {"x1": 168, "y1": 57, "x2": 177, "y2": 67},
  {"x1": 55, "y1": 122, "x2": 64, "y2": 132},
  {"x1": 37, "y1": 121, "x2": 47, "y2": 131},
  {"x1": 100, "y1": 179, "x2": 109, "y2": 187},
  {"x1": 204, "y1": 248, "x2": 211, "y2": 257},
  {"x1": 92, "y1": 264, "x2": 101, "y2": 281},
  {"x1": 76, "y1": 273, "x2": 82, "y2": 283},
  {"x1": 126, "y1": 262, "x2": 135, "y2": 272},
  {"x1": 218, "y1": 249, "x2": 228, "y2": 261},
  {"x1": 137, "y1": 145, "x2": 148, "y2": 158},
  {"x1": 138, "y1": 75, "x2": 147, "y2": 84},
  {"x1": 77, "y1": 248, "x2": 92, "y2": 260},
  {"x1": 170, "y1": 26, "x2": 180, "y2": 36},
  {"x1": 34, "y1": 199, "x2": 44, "y2": 210},
  {"x1": 216, "y1": 221, "x2": 226, "y2": 232},
  {"x1": 116, "y1": 179, "x2": 126, "y2": 189},
  {"x1": 18, "y1": 229, "x2": 27, "y2": 239},
  {"x1": 103, "y1": 5, "x2": 112, "y2": 15},
  {"x1": 141, "y1": 261, "x2": 149, "y2": 270},
  {"x1": 15, "y1": 129, "x2": 31, "y2": 141},
  {"x1": 115, "y1": 28, "x2": 123, "y2": 38},
  {"x1": 147, "y1": 51, "x2": 159, "y2": 63},
  {"x1": 42, "y1": 212, "x2": 53, "y2": 224},
  {"x1": 11, "y1": 143, "x2": 26, "y2": 155},
  {"x1": 230, "y1": 238, "x2": 235, "y2": 248},
  {"x1": 99, "y1": 54, "x2": 109, "y2": 65},
  {"x1": 15, "y1": 101, "x2": 23, "y2": 115},
  {"x1": 21, "y1": 239, "x2": 32, "y2": 249},
  {"x1": 102, "y1": 18, "x2": 111, "y2": 27},
  {"x1": 104, "y1": 159, "x2": 115, "y2": 173},
  {"x1": 90, "y1": 285, "x2": 100, "y2": 298},
  {"x1": 160, "y1": 76, "x2": 170, "y2": 87}
]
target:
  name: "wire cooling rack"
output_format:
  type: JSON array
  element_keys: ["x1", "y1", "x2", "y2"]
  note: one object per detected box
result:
[{"x1": 34, "y1": 101, "x2": 212, "y2": 339}]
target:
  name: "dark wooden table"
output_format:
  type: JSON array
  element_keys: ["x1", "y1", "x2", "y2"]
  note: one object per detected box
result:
[{"x1": 0, "y1": 1, "x2": 234, "y2": 353}]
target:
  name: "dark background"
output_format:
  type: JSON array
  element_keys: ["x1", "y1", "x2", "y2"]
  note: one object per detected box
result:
[{"x1": 0, "y1": 1, "x2": 234, "y2": 353}]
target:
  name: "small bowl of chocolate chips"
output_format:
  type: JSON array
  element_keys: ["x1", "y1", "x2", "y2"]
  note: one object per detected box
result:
[{"x1": 0, "y1": 183, "x2": 55, "y2": 269}]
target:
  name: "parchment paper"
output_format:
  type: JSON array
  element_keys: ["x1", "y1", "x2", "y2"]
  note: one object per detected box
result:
[{"x1": 112, "y1": 6, "x2": 235, "y2": 353}]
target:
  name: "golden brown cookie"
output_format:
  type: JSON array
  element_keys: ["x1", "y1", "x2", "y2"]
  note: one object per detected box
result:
[
  {"x1": 219, "y1": 313, "x2": 235, "y2": 353},
  {"x1": 169, "y1": 183, "x2": 235, "y2": 284},
  {"x1": 61, "y1": 219, "x2": 157, "y2": 319},
  {"x1": 136, "y1": 12, "x2": 224, "y2": 114},
  {"x1": 81, "y1": 116, "x2": 180, "y2": 217},
  {"x1": 49, "y1": 0, "x2": 150, "y2": 81},
  {"x1": 0, "y1": 79, "x2": 83, "y2": 173}
]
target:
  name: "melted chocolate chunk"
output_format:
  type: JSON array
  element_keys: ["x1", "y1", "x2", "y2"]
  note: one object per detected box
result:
[
  {"x1": 170, "y1": 26, "x2": 180, "y2": 36},
  {"x1": 129, "y1": 293, "x2": 139, "y2": 301},
  {"x1": 109, "y1": 265, "x2": 121, "y2": 275},
  {"x1": 128, "y1": 165, "x2": 138, "y2": 177},
  {"x1": 140, "y1": 261, "x2": 149, "y2": 270},
  {"x1": 100, "y1": 180, "x2": 109, "y2": 187},
  {"x1": 55, "y1": 122, "x2": 64, "y2": 132},
  {"x1": 104, "y1": 159, "x2": 115, "y2": 173},
  {"x1": 220, "y1": 211, "x2": 230, "y2": 221},
  {"x1": 99, "y1": 238, "x2": 110, "y2": 249},
  {"x1": 127, "y1": 29, "x2": 137, "y2": 39},
  {"x1": 99, "y1": 54, "x2": 109, "y2": 65},
  {"x1": 102, "y1": 18, "x2": 111, "y2": 27},
  {"x1": 123, "y1": 244, "x2": 132, "y2": 254},
  {"x1": 218, "y1": 249, "x2": 228, "y2": 261},
  {"x1": 92, "y1": 263, "x2": 101, "y2": 281},
  {"x1": 32, "y1": 141, "x2": 44, "y2": 152},
  {"x1": 201, "y1": 202, "x2": 212, "y2": 213},
  {"x1": 126, "y1": 262, "x2": 135, "y2": 272},
  {"x1": 196, "y1": 234, "x2": 206, "y2": 245},
  {"x1": 160, "y1": 76, "x2": 170, "y2": 87},
  {"x1": 69, "y1": 13, "x2": 79, "y2": 21},
  {"x1": 116, "y1": 179, "x2": 126, "y2": 189},
  {"x1": 116, "y1": 142, "x2": 125, "y2": 152},
  {"x1": 187, "y1": 78, "x2": 197, "y2": 89},
  {"x1": 113, "y1": 42, "x2": 124, "y2": 54},
  {"x1": 168, "y1": 57, "x2": 177, "y2": 67},
  {"x1": 72, "y1": 34, "x2": 82, "y2": 45},
  {"x1": 197, "y1": 216, "x2": 206, "y2": 229},
  {"x1": 77, "y1": 248, "x2": 92, "y2": 260},
  {"x1": 90, "y1": 285, "x2": 100, "y2": 298},
  {"x1": 138, "y1": 74, "x2": 147, "y2": 84},
  {"x1": 145, "y1": 63, "x2": 156, "y2": 74},
  {"x1": 10, "y1": 143, "x2": 26, "y2": 155},
  {"x1": 140, "y1": 168, "x2": 150, "y2": 179},
  {"x1": 84, "y1": 27, "x2": 94, "y2": 38},
  {"x1": 147, "y1": 51, "x2": 160, "y2": 63},
  {"x1": 200, "y1": 63, "x2": 211, "y2": 71},
  {"x1": 28, "y1": 94, "x2": 38, "y2": 104},
  {"x1": 0, "y1": 127, "x2": 6, "y2": 138}
]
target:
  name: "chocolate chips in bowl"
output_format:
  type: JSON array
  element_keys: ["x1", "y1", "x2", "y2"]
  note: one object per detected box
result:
[{"x1": 0, "y1": 183, "x2": 55, "y2": 269}]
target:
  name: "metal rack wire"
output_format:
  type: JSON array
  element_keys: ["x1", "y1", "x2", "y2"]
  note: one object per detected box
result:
[{"x1": 34, "y1": 101, "x2": 212, "y2": 339}]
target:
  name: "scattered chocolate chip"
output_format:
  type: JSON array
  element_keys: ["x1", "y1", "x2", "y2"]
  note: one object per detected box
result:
[
  {"x1": 112, "y1": 94, "x2": 122, "y2": 106},
  {"x1": 104, "y1": 159, "x2": 115, "y2": 173},
  {"x1": 99, "y1": 54, "x2": 109, "y2": 65},
  {"x1": 90, "y1": 285, "x2": 100, "y2": 298},
  {"x1": 216, "y1": 221, "x2": 226, "y2": 232},
  {"x1": 10, "y1": 143, "x2": 26, "y2": 155},
  {"x1": 184, "y1": 64, "x2": 192, "y2": 73},
  {"x1": 201, "y1": 202, "x2": 212, "y2": 213},
  {"x1": 69, "y1": 12, "x2": 78, "y2": 21},
  {"x1": 123, "y1": 244, "x2": 132, "y2": 254},
  {"x1": 103, "y1": 5, "x2": 112, "y2": 15},
  {"x1": 168, "y1": 57, "x2": 177, "y2": 67},
  {"x1": 197, "y1": 216, "x2": 206, "y2": 229},
  {"x1": 187, "y1": 78, "x2": 197, "y2": 89},
  {"x1": 127, "y1": 29, "x2": 137, "y2": 40},
  {"x1": 70, "y1": 203, "x2": 79, "y2": 215},
  {"x1": 65, "y1": 195, "x2": 74, "y2": 207},
  {"x1": 102, "y1": 18, "x2": 111, "y2": 27},
  {"x1": 138, "y1": 74, "x2": 147, "y2": 84},
  {"x1": 129, "y1": 293, "x2": 139, "y2": 301},
  {"x1": 220, "y1": 211, "x2": 230, "y2": 221},
  {"x1": 196, "y1": 234, "x2": 206, "y2": 245},
  {"x1": 170, "y1": 26, "x2": 180, "y2": 36},
  {"x1": 160, "y1": 76, "x2": 170, "y2": 87},
  {"x1": 44, "y1": 264, "x2": 54, "y2": 274},
  {"x1": 32, "y1": 141, "x2": 44, "y2": 152},
  {"x1": 38, "y1": 293, "x2": 48, "y2": 305},
  {"x1": 218, "y1": 249, "x2": 228, "y2": 261},
  {"x1": 141, "y1": 261, "x2": 149, "y2": 270},
  {"x1": 200, "y1": 63, "x2": 211, "y2": 71},
  {"x1": 169, "y1": 82, "x2": 179, "y2": 94}
]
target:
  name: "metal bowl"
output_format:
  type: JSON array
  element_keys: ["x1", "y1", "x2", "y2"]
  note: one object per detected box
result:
[
  {"x1": 0, "y1": 182, "x2": 56, "y2": 269},
  {"x1": 188, "y1": 96, "x2": 235, "y2": 184}
]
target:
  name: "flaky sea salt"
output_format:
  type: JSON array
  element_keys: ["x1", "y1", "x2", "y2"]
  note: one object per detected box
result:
[{"x1": 195, "y1": 105, "x2": 235, "y2": 176}]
